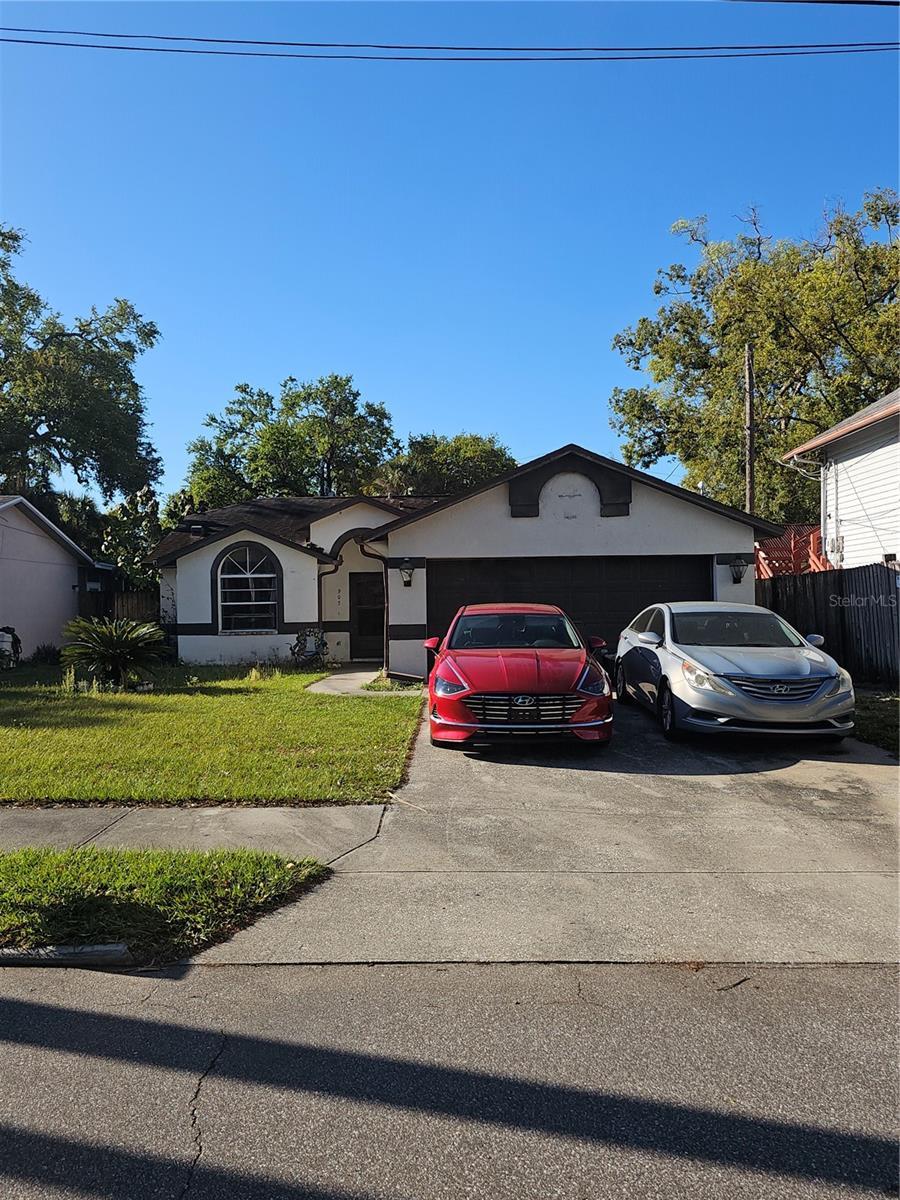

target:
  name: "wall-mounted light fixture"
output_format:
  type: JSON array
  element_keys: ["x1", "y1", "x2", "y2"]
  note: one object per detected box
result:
[
  {"x1": 398, "y1": 558, "x2": 415, "y2": 588},
  {"x1": 729, "y1": 556, "x2": 749, "y2": 584}
]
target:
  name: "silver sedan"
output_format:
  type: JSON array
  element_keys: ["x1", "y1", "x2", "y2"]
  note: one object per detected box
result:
[{"x1": 614, "y1": 602, "x2": 855, "y2": 740}]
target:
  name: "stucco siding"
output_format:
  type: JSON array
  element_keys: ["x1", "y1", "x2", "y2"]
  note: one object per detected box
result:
[
  {"x1": 321, "y1": 539, "x2": 385, "y2": 662},
  {"x1": 310, "y1": 503, "x2": 395, "y2": 556},
  {"x1": 0, "y1": 504, "x2": 80, "y2": 656},
  {"x1": 385, "y1": 473, "x2": 755, "y2": 559},
  {"x1": 822, "y1": 422, "x2": 899, "y2": 568},
  {"x1": 173, "y1": 530, "x2": 319, "y2": 662},
  {"x1": 382, "y1": 470, "x2": 757, "y2": 676}
]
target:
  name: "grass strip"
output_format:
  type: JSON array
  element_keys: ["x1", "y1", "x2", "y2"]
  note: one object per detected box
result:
[{"x1": 0, "y1": 847, "x2": 328, "y2": 964}]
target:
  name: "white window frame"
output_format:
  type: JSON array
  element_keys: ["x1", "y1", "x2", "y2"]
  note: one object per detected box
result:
[{"x1": 217, "y1": 545, "x2": 279, "y2": 634}]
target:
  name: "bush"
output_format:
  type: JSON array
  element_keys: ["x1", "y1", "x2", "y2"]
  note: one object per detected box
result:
[
  {"x1": 61, "y1": 617, "x2": 169, "y2": 688},
  {"x1": 29, "y1": 643, "x2": 60, "y2": 665}
]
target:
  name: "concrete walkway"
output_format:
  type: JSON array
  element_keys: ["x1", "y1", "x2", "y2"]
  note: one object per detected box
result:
[
  {"x1": 199, "y1": 706, "x2": 898, "y2": 965},
  {"x1": 0, "y1": 805, "x2": 384, "y2": 865},
  {"x1": 308, "y1": 666, "x2": 424, "y2": 696}
]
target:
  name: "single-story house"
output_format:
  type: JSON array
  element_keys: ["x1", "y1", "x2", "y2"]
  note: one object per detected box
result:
[
  {"x1": 783, "y1": 388, "x2": 900, "y2": 569},
  {"x1": 149, "y1": 444, "x2": 780, "y2": 677},
  {"x1": 0, "y1": 495, "x2": 109, "y2": 657}
]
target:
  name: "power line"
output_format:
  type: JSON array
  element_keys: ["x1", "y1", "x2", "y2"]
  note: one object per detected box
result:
[
  {"x1": 1, "y1": 35, "x2": 897, "y2": 62},
  {"x1": 1, "y1": 25, "x2": 897, "y2": 52}
]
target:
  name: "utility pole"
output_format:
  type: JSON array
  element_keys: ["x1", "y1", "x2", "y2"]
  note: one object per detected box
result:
[{"x1": 744, "y1": 341, "x2": 755, "y2": 513}]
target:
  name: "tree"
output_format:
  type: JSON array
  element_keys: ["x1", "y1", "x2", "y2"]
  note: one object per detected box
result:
[
  {"x1": 25, "y1": 491, "x2": 107, "y2": 560},
  {"x1": 379, "y1": 432, "x2": 517, "y2": 495},
  {"x1": 0, "y1": 226, "x2": 161, "y2": 499},
  {"x1": 181, "y1": 374, "x2": 400, "y2": 506},
  {"x1": 101, "y1": 487, "x2": 161, "y2": 588},
  {"x1": 608, "y1": 190, "x2": 899, "y2": 522}
]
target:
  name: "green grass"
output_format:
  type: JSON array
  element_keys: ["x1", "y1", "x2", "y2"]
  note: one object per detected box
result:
[
  {"x1": 854, "y1": 691, "x2": 899, "y2": 755},
  {"x1": 362, "y1": 672, "x2": 424, "y2": 692},
  {"x1": 0, "y1": 846, "x2": 327, "y2": 963},
  {"x1": 0, "y1": 665, "x2": 422, "y2": 803}
]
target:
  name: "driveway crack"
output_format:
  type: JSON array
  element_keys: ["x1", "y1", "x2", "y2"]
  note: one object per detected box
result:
[
  {"x1": 327, "y1": 805, "x2": 388, "y2": 867},
  {"x1": 178, "y1": 1029, "x2": 228, "y2": 1199}
]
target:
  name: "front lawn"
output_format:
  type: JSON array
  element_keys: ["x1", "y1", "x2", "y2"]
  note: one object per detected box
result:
[
  {"x1": 854, "y1": 691, "x2": 899, "y2": 755},
  {"x1": 0, "y1": 665, "x2": 422, "y2": 803},
  {"x1": 0, "y1": 846, "x2": 326, "y2": 963}
]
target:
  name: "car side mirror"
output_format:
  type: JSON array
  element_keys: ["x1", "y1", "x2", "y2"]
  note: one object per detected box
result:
[
  {"x1": 588, "y1": 636, "x2": 607, "y2": 651},
  {"x1": 423, "y1": 637, "x2": 441, "y2": 652},
  {"x1": 806, "y1": 633, "x2": 825, "y2": 648},
  {"x1": 638, "y1": 631, "x2": 663, "y2": 647}
]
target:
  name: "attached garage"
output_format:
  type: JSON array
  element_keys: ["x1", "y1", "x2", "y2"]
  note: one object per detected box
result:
[
  {"x1": 366, "y1": 443, "x2": 781, "y2": 678},
  {"x1": 425, "y1": 555, "x2": 714, "y2": 645}
]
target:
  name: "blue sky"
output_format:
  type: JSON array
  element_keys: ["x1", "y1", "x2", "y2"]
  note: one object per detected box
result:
[{"x1": 1, "y1": 1, "x2": 897, "y2": 500}]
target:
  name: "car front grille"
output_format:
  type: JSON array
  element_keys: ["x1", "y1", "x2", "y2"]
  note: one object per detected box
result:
[
  {"x1": 463, "y1": 693, "x2": 586, "y2": 724},
  {"x1": 724, "y1": 676, "x2": 829, "y2": 702}
]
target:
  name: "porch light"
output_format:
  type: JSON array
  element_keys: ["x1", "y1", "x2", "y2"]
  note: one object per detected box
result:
[
  {"x1": 398, "y1": 558, "x2": 415, "y2": 588},
  {"x1": 729, "y1": 556, "x2": 749, "y2": 584}
]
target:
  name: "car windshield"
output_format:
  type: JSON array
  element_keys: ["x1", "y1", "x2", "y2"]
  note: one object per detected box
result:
[
  {"x1": 449, "y1": 613, "x2": 581, "y2": 650},
  {"x1": 671, "y1": 611, "x2": 804, "y2": 648}
]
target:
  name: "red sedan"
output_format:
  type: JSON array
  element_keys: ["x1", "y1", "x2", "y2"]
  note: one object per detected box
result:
[{"x1": 425, "y1": 603, "x2": 614, "y2": 750}]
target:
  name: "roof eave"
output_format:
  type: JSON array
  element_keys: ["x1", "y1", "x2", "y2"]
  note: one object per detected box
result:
[{"x1": 783, "y1": 402, "x2": 900, "y2": 460}]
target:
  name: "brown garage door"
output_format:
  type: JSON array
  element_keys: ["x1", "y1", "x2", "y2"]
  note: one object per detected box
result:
[{"x1": 426, "y1": 556, "x2": 714, "y2": 644}]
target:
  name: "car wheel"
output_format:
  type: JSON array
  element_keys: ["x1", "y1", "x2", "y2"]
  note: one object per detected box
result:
[
  {"x1": 658, "y1": 682, "x2": 681, "y2": 741},
  {"x1": 615, "y1": 660, "x2": 631, "y2": 704}
]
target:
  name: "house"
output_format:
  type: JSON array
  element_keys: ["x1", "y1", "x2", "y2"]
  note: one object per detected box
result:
[
  {"x1": 148, "y1": 444, "x2": 780, "y2": 677},
  {"x1": 0, "y1": 495, "x2": 109, "y2": 657},
  {"x1": 783, "y1": 388, "x2": 900, "y2": 569}
]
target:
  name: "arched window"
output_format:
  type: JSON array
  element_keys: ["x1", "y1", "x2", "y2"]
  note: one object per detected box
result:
[{"x1": 217, "y1": 544, "x2": 279, "y2": 632}]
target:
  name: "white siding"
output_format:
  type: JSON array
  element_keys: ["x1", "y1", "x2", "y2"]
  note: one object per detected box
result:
[
  {"x1": 822, "y1": 421, "x2": 899, "y2": 568},
  {"x1": 0, "y1": 504, "x2": 80, "y2": 656}
]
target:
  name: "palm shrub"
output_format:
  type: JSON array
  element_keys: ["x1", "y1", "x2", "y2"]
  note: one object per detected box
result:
[{"x1": 61, "y1": 617, "x2": 169, "y2": 688}]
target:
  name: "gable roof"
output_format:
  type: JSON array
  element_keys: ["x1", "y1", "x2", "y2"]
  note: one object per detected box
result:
[
  {"x1": 0, "y1": 495, "x2": 95, "y2": 565},
  {"x1": 148, "y1": 494, "x2": 438, "y2": 565},
  {"x1": 363, "y1": 443, "x2": 782, "y2": 540},
  {"x1": 783, "y1": 388, "x2": 900, "y2": 460}
]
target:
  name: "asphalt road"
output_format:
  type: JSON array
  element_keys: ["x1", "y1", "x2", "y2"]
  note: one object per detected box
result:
[{"x1": 0, "y1": 962, "x2": 895, "y2": 1200}]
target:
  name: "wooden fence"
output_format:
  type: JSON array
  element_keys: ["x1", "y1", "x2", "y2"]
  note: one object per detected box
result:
[
  {"x1": 78, "y1": 590, "x2": 160, "y2": 623},
  {"x1": 757, "y1": 563, "x2": 899, "y2": 686}
]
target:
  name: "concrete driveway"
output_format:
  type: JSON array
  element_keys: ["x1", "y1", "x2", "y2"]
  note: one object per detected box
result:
[{"x1": 201, "y1": 705, "x2": 897, "y2": 964}]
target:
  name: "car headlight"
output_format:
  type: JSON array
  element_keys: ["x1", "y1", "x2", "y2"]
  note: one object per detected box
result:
[
  {"x1": 578, "y1": 669, "x2": 610, "y2": 696},
  {"x1": 823, "y1": 668, "x2": 853, "y2": 697},
  {"x1": 681, "y1": 659, "x2": 733, "y2": 695},
  {"x1": 434, "y1": 675, "x2": 467, "y2": 697}
]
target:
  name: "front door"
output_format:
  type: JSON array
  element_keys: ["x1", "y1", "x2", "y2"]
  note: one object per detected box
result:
[{"x1": 349, "y1": 572, "x2": 385, "y2": 661}]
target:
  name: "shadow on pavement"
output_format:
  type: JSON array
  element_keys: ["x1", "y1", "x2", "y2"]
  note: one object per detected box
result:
[
  {"x1": 0, "y1": 995, "x2": 893, "y2": 1195},
  {"x1": 455, "y1": 703, "x2": 892, "y2": 776}
]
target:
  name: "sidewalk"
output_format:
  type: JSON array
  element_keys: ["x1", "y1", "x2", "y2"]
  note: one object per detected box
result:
[{"x1": 0, "y1": 805, "x2": 384, "y2": 865}]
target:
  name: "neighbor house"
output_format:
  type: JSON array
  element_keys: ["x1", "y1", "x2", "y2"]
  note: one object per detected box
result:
[
  {"x1": 148, "y1": 443, "x2": 779, "y2": 677},
  {"x1": 0, "y1": 495, "x2": 108, "y2": 658},
  {"x1": 783, "y1": 388, "x2": 900, "y2": 570}
]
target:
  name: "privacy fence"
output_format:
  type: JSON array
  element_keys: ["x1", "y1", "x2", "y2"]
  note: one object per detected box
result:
[
  {"x1": 78, "y1": 590, "x2": 160, "y2": 624},
  {"x1": 757, "y1": 563, "x2": 899, "y2": 687}
]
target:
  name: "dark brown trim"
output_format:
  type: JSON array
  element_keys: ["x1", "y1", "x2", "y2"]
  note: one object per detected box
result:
[
  {"x1": 176, "y1": 622, "x2": 310, "y2": 636},
  {"x1": 357, "y1": 541, "x2": 391, "y2": 671},
  {"x1": 363, "y1": 443, "x2": 782, "y2": 540},
  {"x1": 508, "y1": 452, "x2": 631, "y2": 518},
  {"x1": 388, "y1": 623, "x2": 427, "y2": 640},
  {"x1": 317, "y1": 559, "x2": 341, "y2": 624},
  {"x1": 155, "y1": 524, "x2": 337, "y2": 567},
  {"x1": 321, "y1": 620, "x2": 351, "y2": 633},
  {"x1": 385, "y1": 556, "x2": 426, "y2": 568},
  {"x1": 328, "y1": 526, "x2": 378, "y2": 558}
]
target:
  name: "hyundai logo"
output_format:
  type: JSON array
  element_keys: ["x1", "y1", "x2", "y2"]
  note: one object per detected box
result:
[
  {"x1": 772, "y1": 684, "x2": 789, "y2": 694},
  {"x1": 513, "y1": 695, "x2": 536, "y2": 707}
]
